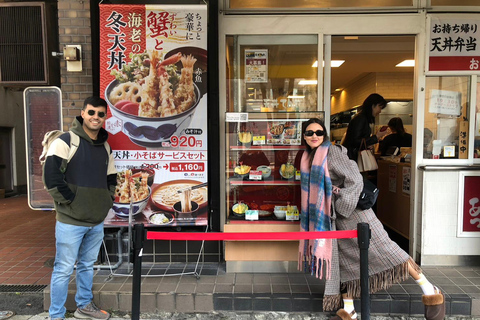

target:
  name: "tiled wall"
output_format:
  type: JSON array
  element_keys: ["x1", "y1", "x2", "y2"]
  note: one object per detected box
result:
[{"x1": 331, "y1": 72, "x2": 414, "y2": 114}]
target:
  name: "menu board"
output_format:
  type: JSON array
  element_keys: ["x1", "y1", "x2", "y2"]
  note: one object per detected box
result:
[
  {"x1": 99, "y1": 4, "x2": 208, "y2": 227},
  {"x1": 266, "y1": 120, "x2": 302, "y2": 145}
]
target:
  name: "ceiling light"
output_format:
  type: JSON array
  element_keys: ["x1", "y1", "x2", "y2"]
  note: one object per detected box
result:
[
  {"x1": 396, "y1": 59, "x2": 415, "y2": 67},
  {"x1": 298, "y1": 80, "x2": 317, "y2": 85},
  {"x1": 312, "y1": 60, "x2": 345, "y2": 68},
  {"x1": 335, "y1": 88, "x2": 343, "y2": 92}
]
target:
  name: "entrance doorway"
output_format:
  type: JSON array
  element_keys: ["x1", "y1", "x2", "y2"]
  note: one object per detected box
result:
[{"x1": 328, "y1": 35, "x2": 415, "y2": 252}]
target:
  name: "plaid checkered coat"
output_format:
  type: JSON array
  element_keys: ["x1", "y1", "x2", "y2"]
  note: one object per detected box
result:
[{"x1": 322, "y1": 145, "x2": 420, "y2": 311}]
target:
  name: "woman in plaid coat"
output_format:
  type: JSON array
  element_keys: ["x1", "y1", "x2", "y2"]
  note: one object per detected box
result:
[{"x1": 299, "y1": 118, "x2": 445, "y2": 320}]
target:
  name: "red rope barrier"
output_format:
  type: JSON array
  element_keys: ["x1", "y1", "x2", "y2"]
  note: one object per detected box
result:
[{"x1": 147, "y1": 230, "x2": 358, "y2": 241}]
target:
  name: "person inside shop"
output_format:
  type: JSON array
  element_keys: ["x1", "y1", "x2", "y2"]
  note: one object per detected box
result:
[
  {"x1": 299, "y1": 117, "x2": 445, "y2": 320},
  {"x1": 341, "y1": 93, "x2": 389, "y2": 161},
  {"x1": 424, "y1": 128, "x2": 434, "y2": 158},
  {"x1": 43, "y1": 96, "x2": 117, "y2": 320},
  {"x1": 379, "y1": 117, "x2": 412, "y2": 156}
]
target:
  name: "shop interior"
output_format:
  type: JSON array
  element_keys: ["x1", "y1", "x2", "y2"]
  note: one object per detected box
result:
[{"x1": 330, "y1": 35, "x2": 415, "y2": 252}]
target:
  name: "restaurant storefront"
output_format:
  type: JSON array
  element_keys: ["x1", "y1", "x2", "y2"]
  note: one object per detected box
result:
[{"x1": 13, "y1": 0, "x2": 480, "y2": 269}]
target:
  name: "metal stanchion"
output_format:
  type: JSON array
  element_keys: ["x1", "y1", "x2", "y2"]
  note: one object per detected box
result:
[
  {"x1": 131, "y1": 224, "x2": 145, "y2": 320},
  {"x1": 357, "y1": 222, "x2": 371, "y2": 320}
]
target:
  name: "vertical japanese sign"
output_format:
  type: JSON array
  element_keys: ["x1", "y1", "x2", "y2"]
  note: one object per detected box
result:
[
  {"x1": 429, "y1": 17, "x2": 480, "y2": 71},
  {"x1": 99, "y1": 4, "x2": 208, "y2": 227},
  {"x1": 460, "y1": 175, "x2": 480, "y2": 235},
  {"x1": 245, "y1": 49, "x2": 268, "y2": 83}
]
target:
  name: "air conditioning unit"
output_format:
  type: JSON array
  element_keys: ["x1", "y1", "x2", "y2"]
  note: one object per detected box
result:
[{"x1": 0, "y1": 2, "x2": 60, "y2": 86}]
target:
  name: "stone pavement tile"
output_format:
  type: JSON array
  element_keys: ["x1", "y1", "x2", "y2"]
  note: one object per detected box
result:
[
  {"x1": 253, "y1": 274, "x2": 271, "y2": 284},
  {"x1": 215, "y1": 274, "x2": 235, "y2": 284},
  {"x1": 118, "y1": 293, "x2": 132, "y2": 312},
  {"x1": 270, "y1": 275, "x2": 289, "y2": 284},
  {"x1": 194, "y1": 294, "x2": 213, "y2": 312},
  {"x1": 233, "y1": 284, "x2": 252, "y2": 294},
  {"x1": 195, "y1": 283, "x2": 214, "y2": 294},
  {"x1": 235, "y1": 274, "x2": 253, "y2": 283},
  {"x1": 139, "y1": 293, "x2": 157, "y2": 313},
  {"x1": 253, "y1": 284, "x2": 271, "y2": 294},
  {"x1": 156, "y1": 293, "x2": 175, "y2": 312},
  {"x1": 471, "y1": 297, "x2": 480, "y2": 316},
  {"x1": 99, "y1": 292, "x2": 118, "y2": 311},
  {"x1": 175, "y1": 283, "x2": 196, "y2": 294},
  {"x1": 176, "y1": 294, "x2": 194, "y2": 313},
  {"x1": 214, "y1": 284, "x2": 233, "y2": 294},
  {"x1": 156, "y1": 283, "x2": 177, "y2": 293}
]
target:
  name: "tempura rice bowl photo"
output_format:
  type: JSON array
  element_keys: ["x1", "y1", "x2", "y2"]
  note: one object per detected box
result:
[
  {"x1": 106, "y1": 80, "x2": 200, "y2": 144},
  {"x1": 104, "y1": 49, "x2": 203, "y2": 145},
  {"x1": 112, "y1": 186, "x2": 151, "y2": 218}
]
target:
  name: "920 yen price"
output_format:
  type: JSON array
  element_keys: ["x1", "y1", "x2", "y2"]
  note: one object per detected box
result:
[{"x1": 170, "y1": 162, "x2": 205, "y2": 172}]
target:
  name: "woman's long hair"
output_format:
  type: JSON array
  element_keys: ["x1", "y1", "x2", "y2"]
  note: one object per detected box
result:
[
  {"x1": 302, "y1": 118, "x2": 330, "y2": 166},
  {"x1": 359, "y1": 93, "x2": 387, "y2": 123},
  {"x1": 387, "y1": 117, "x2": 406, "y2": 135}
]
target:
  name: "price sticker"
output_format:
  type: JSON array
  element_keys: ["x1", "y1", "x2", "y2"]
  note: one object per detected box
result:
[
  {"x1": 295, "y1": 170, "x2": 301, "y2": 181},
  {"x1": 249, "y1": 170, "x2": 262, "y2": 180},
  {"x1": 253, "y1": 135, "x2": 266, "y2": 145},
  {"x1": 286, "y1": 206, "x2": 299, "y2": 221},
  {"x1": 245, "y1": 210, "x2": 259, "y2": 221}
]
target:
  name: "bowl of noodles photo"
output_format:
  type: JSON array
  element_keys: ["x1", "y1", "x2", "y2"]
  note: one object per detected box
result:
[
  {"x1": 113, "y1": 169, "x2": 152, "y2": 217},
  {"x1": 105, "y1": 49, "x2": 204, "y2": 147},
  {"x1": 151, "y1": 180, "x2": 207, "y2": 213}
]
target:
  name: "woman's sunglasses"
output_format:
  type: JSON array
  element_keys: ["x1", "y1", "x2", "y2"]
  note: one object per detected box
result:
[
  {"x1": 87, "y1": 110, "x2": 106, "y2": 118},
  {"x1": 304, "y1": 129, "x2": 324, "y2": 137}
]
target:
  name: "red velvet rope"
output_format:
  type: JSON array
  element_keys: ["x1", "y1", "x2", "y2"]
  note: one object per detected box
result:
[{"x1": 147, "y1": 230, "x2": 358, "y2": 241}]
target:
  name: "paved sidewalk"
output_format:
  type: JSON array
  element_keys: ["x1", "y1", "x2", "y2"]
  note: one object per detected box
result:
[{"x1": 7, "y1": 312, "x2": 480, "y2": 320}]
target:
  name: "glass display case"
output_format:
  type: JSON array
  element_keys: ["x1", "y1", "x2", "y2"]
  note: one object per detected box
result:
[
  {"x1": 224, "y1": 34, "x2": 323, "y2": 224},
  {"x1": 225, "y1": 111, "x2": 324, "y2": 223}
]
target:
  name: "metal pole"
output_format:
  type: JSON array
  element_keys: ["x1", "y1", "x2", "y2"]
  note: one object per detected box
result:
[
  {"x1": 357, "y1": 222, "x2": 371, "y2": 320},
  {"x1": 131, "y1": 224, "x2": 145, "y2": 320}
]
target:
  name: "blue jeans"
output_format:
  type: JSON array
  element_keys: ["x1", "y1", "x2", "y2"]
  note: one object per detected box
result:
[{"x1": 49, "y1": 221, "x2": 104, "y2": 319}]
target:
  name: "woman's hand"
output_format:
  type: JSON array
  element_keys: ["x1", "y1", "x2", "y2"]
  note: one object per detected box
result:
[{"x1": 376, "y1": 129, "x2": 389, "y2": 140}]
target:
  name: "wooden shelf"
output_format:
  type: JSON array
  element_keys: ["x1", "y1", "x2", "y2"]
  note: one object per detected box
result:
[{"x1": 230, "y1": 145, "x2": 303, "y2": 151}]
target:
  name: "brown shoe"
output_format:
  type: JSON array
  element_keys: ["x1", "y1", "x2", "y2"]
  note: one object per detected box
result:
[
  {"x1": 329, "y1": 309, "x2": 357, "y2": 320},
  {"x1": 422, "y1": 287, "x2": 446, "y2": 320}
]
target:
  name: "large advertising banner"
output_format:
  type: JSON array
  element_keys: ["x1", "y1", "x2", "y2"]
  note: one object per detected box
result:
[{"x1": 99, "y1": 4, "x2": 208, "y2": 227}]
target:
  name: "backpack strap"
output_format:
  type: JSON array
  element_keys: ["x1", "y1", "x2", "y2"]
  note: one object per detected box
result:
[
  {"x1": 104, "y1": 141, "x2": 111, "y2": 155},
  {"x1": 67, "y1": 131, "x2": 80, "y2": 163}
]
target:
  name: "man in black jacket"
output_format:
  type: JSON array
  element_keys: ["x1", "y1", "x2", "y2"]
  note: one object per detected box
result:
[{"x1": 44, "y1": 96, "x2": 116, "y2": 320}]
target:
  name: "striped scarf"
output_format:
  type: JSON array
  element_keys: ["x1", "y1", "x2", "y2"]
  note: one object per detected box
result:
[{"x1": 298, "y1": 141, "x2": 333, "y2": 279}]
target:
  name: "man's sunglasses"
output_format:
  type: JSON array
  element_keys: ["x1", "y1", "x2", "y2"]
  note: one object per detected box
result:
[
  {"x1": 87, "y1": 110, "x2": 106, "y2": 118},
  {"x1": 304, "y1": 130, "x2": 324, "y2": 137}
]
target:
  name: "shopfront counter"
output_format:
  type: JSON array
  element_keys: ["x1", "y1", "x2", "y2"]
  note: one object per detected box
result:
[
  {"x1": 224, "y1": 223, "x2": 300, "y2": 272},
  {"x1": 376, "y1": 160, "x2": 411, "y2": 239}
]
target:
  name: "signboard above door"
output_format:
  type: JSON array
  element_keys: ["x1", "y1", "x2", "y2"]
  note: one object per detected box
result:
[{"x1": 428, "y1": 16, "x2": 480, "y2": 72}]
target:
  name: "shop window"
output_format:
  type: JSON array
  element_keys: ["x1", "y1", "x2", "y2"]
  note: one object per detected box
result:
[
  {"x1": 423, "y1": 76, "x2": 470, "y2": 160},
  {"x1": 226, "y1": 35, "x2": 318, "y2": 113}
]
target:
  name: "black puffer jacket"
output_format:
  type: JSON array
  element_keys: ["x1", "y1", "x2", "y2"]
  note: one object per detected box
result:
[{"x1": 341, "y1": 112, "x2": 378, "y2": 161}]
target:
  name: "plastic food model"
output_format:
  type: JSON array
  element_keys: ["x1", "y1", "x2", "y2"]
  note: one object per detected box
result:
[{"x1": 280, "y1": 162, "x2": 295, "y2": 179}]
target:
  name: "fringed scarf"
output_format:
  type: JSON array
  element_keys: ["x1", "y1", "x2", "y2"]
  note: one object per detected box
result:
[{"x1": 298, "y1": 141, "x2": 333, "y2": 279}]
